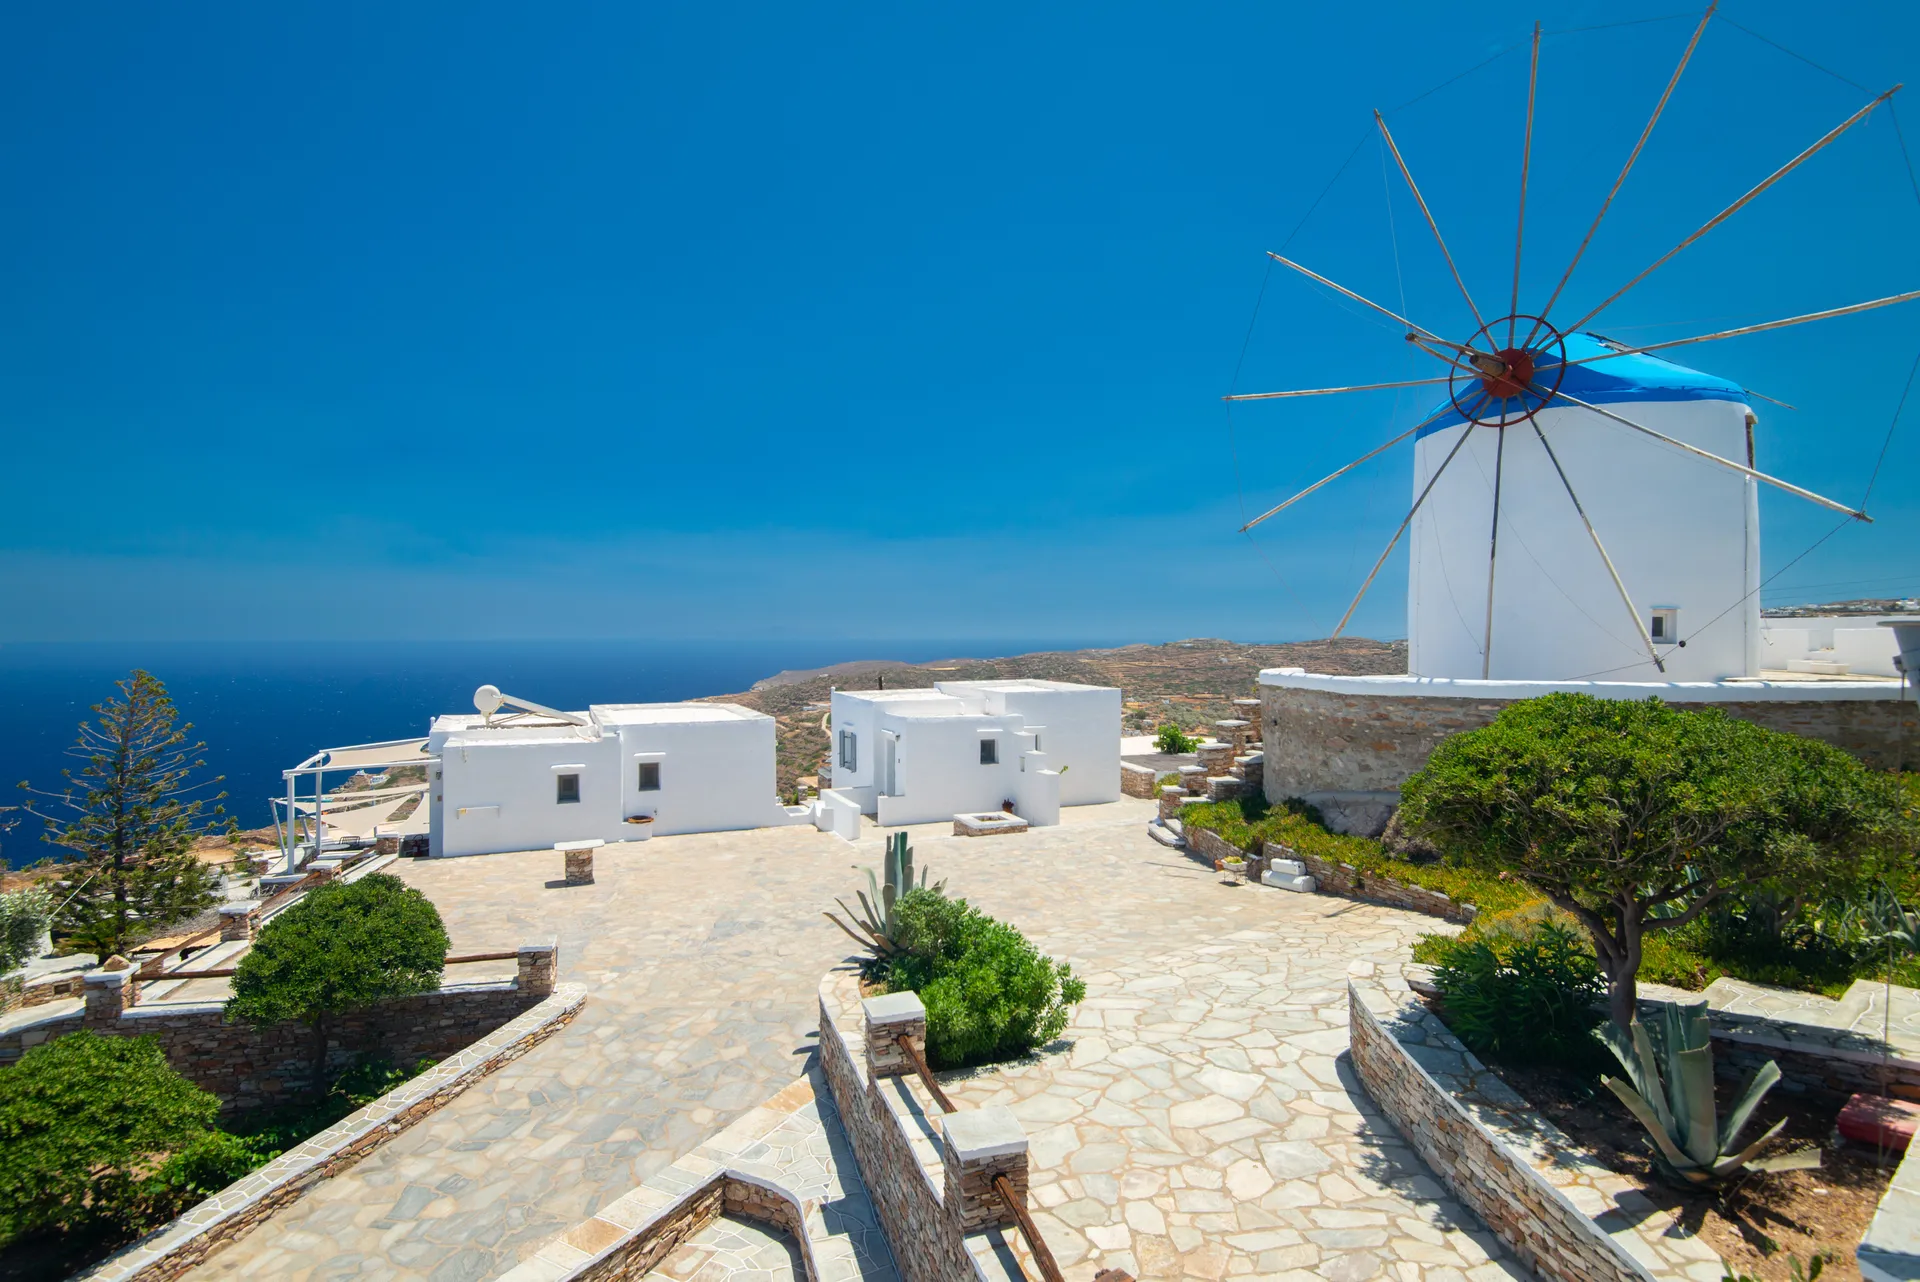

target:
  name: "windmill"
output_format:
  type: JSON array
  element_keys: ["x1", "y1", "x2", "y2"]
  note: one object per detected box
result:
[{"x1": 1229, "y1": 7, "x2": 1912, "y2": 683}]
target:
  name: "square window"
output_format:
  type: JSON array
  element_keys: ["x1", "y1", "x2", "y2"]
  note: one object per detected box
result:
[
  {"x1": 637, "y1": 762, "x2": 660, "y2": 792},
  {"x1": 556, "y1": 773, "x2": 580, "y2": 804},
  {"x1": 980, "y1": 739, "x2": 998, "y2": 765},
  {"x1": 1650, "y1": 608, "x2": 1680, "y2": 645}
]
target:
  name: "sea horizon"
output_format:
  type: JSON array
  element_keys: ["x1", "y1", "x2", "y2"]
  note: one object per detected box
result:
[{"x1": 0, "y1": 636, "x2": 1149, "y2": 859}]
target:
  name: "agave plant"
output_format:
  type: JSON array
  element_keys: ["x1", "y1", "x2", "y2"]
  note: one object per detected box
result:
[
  {"x1": 823, "y1": 832, "x2": 943, "y2": 962},
  {"x1": 1598, "y1": 1000, "x2": 1819, "y2": 1186}
]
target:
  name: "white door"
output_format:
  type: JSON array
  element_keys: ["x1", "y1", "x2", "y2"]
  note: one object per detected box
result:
[{"x1": 883, "y1": 734, "x2": 898, "y2": 796}]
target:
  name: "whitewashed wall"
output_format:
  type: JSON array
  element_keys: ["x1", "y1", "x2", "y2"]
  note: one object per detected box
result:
[{"x1": 1408, "y1": 396, "x2": 1757, "y2": 682}]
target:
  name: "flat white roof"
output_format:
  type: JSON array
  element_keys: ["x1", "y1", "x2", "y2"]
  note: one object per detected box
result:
[
  {"x1": 936, "y1": 678, "x2": 1113, "y2": 693},
  {"x1": 591, "y1": 702, "x2": 768, "y2": 725},
  {"x1": 1257, "y1": 669, "x2": 1907, "y2": 703},
  {"x1": 837, "y1": 688, "x2": 968, "y2": 705}
]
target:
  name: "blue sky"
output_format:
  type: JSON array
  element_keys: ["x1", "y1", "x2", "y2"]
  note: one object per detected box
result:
[{"x1": 2, "y1": 1, "x2": 1916, "y2": 644}]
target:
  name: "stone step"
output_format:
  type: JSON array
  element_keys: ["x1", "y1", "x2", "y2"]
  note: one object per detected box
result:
[
  {"x1": 1268, "y1": 858, "x2": 1305, "y2": 877},
  {"x1": 1262, "y1": 870, "x2": 1316, "y2": 893},
  {"x1": 1147, "y1": 822, "x2": 1185, "y2": 850}
]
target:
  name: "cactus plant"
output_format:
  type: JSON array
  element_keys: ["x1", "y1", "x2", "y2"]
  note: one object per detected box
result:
[
  {"x1": 823, "y1": 832, "x2": 944, "y2": 963},
  {"x1": 1598, "y1": 1000, "x2": 1819, "y2": 1187}
]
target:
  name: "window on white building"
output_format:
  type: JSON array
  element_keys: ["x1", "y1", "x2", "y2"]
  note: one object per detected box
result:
[
  {"x1": 637, "y1": 762, "x2": 660, "y2": 791},
  {"x1": 980, "y1": 738, "x2": 997, "y2": 765},
  {"x1": 556, "y1": 773, "x2": 581, "y2": 804},
  {"x1": 1650, "y1": 608, "x2": 1680, "y2": 645},
  {"x1": 839, "y1": 731, "x2": 857, "y2": 772}
]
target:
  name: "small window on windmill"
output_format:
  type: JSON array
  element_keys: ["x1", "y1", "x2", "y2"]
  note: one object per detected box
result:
[{"x1": 1650, "y1": 608, "x2": 1680, "y2": 646}]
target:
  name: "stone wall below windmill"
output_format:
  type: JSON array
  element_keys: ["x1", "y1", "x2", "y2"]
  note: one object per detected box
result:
[{"x1": 1261, "y1": 679, "x2": 1917, "y2": 834}]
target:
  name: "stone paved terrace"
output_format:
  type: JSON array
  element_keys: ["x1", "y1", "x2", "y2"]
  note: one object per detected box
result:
[{"x1": 187, "y1": 798, "x2": 1523, "y2": 1282}]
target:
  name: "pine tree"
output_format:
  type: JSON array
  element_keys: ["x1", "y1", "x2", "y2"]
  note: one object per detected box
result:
[{"x1": 17, "y1": 670, "x2": 229, "y2": 957}]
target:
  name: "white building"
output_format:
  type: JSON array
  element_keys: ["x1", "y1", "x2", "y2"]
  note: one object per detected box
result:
[
  {"x1": 427, "y1": 693, "x2": 804, "y2": 858},
  {"x1": 822, "y1": 679, "x2": 1120, "y2": 829}
]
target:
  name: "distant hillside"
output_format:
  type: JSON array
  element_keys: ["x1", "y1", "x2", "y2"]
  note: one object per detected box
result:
[{"x1": 705, "y1": 637, "x2": 1407, "y2": 793}]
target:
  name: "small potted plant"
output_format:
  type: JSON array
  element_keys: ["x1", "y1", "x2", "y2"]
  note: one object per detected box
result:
[{"x1": 1222, "y1": 855, "x2": 1247, "y2": 882}]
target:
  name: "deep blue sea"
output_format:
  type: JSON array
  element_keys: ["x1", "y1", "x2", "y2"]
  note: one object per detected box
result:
[{"x1": 0, "y1": 638, "x2": 1124, "y2": 862}]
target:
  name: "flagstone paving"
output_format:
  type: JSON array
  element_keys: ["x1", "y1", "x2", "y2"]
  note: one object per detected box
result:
[
  {"x1": 943, "y1": 927, "x2": 1521, "y2": 1282},
  {"x1": 185, "y1": 799, "x2": 1521, "y2": 1281}
]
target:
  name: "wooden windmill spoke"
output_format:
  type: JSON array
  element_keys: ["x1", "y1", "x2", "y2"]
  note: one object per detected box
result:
[
  {"x1": 1376, "y1": 111, "x2": 1485, "y2": 331},
  {"x1": 1508, "y1": 22, "x2": 1541, "y2": 351},
  {"x1": 1223, "y1": 374, "x2": 1456, "y2": 403},
  {"x1": 1332, "y1": 395, "x2": 1489, "y2": 637},
  {"x1": 1528, "y1": 418, "x2": 1667, "y2": 673},
  {"x1": 1264, "y1": 253, "x2": 1490, "y2": 361},
  {"x1": 1565, "y1": 84, "x2": 1903, "y2": 335},
  {"x1": 1540, "y1": 385, "x2": 1871, "y2": 521},
  {"x1": 1526, "y1": 3, "x2": 1717, "y2": 347},
  {"x1": 1569, "y1": 289, "x2": 1920, "y2": 366},
  {"x1": 1238, "y1": 402, "x2": 1460, "y2": 532}
]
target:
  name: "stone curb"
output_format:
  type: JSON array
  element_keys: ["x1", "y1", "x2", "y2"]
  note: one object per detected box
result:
[
  {"x1": 1349, "y1": 978, "x2": 1720, "y2": 1282},
  {"x1": 76, "y1": 982, "x2": 589, "y2": 1282}
]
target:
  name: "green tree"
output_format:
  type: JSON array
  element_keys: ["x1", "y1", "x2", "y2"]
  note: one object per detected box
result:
[
  {"x1": 17, "y1": 670, "x2": 228, "y2": 957},
  {"x1": 1398, "y1": 694, "x2": 1917, "y2": 1031},
  {"x1": 0, "y1": 1030, "x2": 219, "y2": 1245},
  {"x1": 1, "y1": 886, "x2": 55, "y2": 973},
  {"x1": 226, "y1": 874, "x2": 448, "y2": 1089}
]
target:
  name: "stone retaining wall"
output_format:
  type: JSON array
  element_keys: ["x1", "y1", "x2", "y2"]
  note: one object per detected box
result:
[
  {"x1": 1262, "y1": 684, "x2": 1917, "y2": 818},
  {"x1": 0, "y1": 968, "x2": 84, "y2": 1015},
  {"x1": 1119, "y1": 762, "x2": 1158, "y2": 799},
  {"x1": 1349, "y1": 979, "x2": 1720, "y2": 1282},
  {"x1": 817, "y1": 968, "x2": 976, "y2": 1282},
  {"x1": 1267, "y1": 841, "x2": 1478, "y2": 924},
  {"x1": 1, "y1": 946, "x2": 560, "y2": 1111},
  {"x1": 77, "y1": 982, "x2": 588, "y2": 1282}
]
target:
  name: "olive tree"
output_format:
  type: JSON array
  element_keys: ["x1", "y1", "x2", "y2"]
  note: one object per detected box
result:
[
  {"x1": 226, "y1": 874, "x2": 447, "y2": 1090},
  {"x1": 1398, "y1": 693, "x2": 1916, "y2": 1030}
]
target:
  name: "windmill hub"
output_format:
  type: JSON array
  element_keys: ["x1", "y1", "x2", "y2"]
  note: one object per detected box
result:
[{"x1": 1445, "y1": 313, "x2": 1567, "y2": 428}]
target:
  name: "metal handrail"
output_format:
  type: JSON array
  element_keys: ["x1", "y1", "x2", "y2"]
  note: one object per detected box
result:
[
  {"x1": 891, "y1": 1034, "x2": 1078, "y2": 1282},
  {"x1": 993, "y1": 1172, "x2": 1065, "y2": 1282},
  {"x1": 895, "y1": 1033, "x2": 957, "y2": 1113}
]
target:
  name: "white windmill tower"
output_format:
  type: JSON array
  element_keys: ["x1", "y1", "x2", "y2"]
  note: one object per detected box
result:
[{"x1": 1230, "y1": 8, "x2": 1911, "y2": 684}]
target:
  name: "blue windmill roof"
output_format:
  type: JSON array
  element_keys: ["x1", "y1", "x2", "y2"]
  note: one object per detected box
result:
[{"x1": 1415, "y1": 332, "x2": 1748, "y2": 438}]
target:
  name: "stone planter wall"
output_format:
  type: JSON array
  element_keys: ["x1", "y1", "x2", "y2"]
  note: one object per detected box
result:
[
  {"x1": 1119, "y1": 762, "x2": 1158, "y2": 799},
  {"x1": 77, "y1": 982, "x2": 588, "y2": 1282},
  {"x1": 1, "y1": 945, "x2": 562, "y2": 1111},
  {"x1": 1349, "y1": 979, "x2": 1720, "y2": 1282},
  {"x1": 1267, "y1": 842, "x2": 1478, "y2": 924}
]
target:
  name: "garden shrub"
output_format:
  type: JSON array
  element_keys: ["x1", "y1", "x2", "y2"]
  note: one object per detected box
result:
[
  {"x1": 1429, "y1": 920, "x2": 1603, "y2": 1065},
  {"x1": 0, "y1": 1031, "x2": 218, "y2": 1245},
  {"x1": 1, "y1": 886, "x2": 55, "y2": 973},
  {"x1": 883, "y1": 888, "x2": 1086, "y2": 1069},
  {"x1": 228, "y1": 873, "x2": 448, "y2": 1087},
  {"x1": 1153, "y1": 724, "x2": 1198, "y2": 754}
]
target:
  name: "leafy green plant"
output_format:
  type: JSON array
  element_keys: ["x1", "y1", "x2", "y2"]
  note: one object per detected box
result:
[
  {"x1": 1431, "y1": 920, "x2": 1602, "y2": 1065},
  {"x1": 0, "y1": 1030, "x2": 219, "y2": 1245},
  {"x1": 1154, "y1": 724, "x2": 1198, "y2": 754},
  {"x1": 1399, "y1": 693, "x2": 1919, "y2": 1029},
  {"x1": 824, "y1": 832, "x2": 941, "y2": 966},
  {"x1": 1598, "y1": 1000, "x2": 1818, "y2": 1187},
  {"x1": 16, "y1": 670, "x2": 229, "y2": 956},
  {"x1": 882, "y1": 888, "x2": 1086, "y2": 1069},
  {"x1": 151, "y1": 1130, "x2": 262, "y2": 1204},
  {"x1": 227, "y1": 874, "x2": 448, "y2": 1090},
  {"x1": 1, "y1": 885, "x2": 55, "y2": 972}
]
